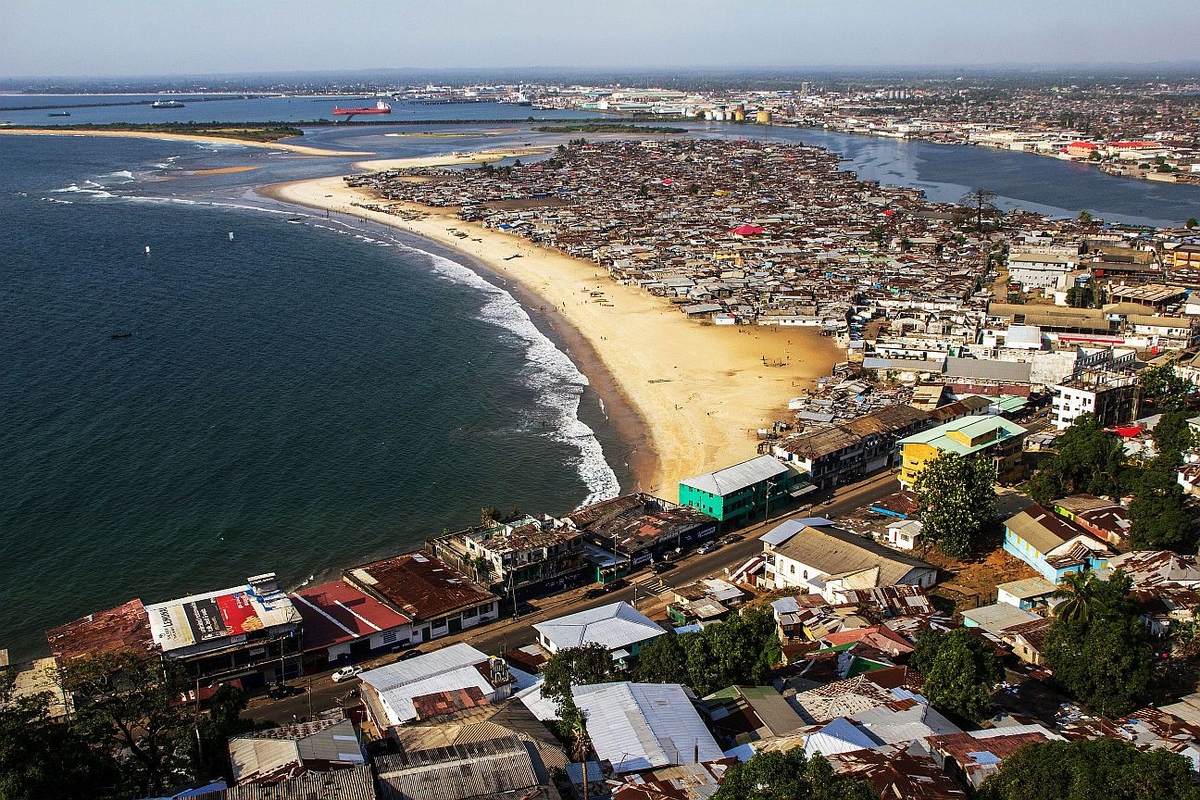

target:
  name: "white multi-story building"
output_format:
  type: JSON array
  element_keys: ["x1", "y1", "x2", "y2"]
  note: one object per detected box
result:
[{"x1": 1051, "y1": 370, "x2": 1137, "y2": 430}]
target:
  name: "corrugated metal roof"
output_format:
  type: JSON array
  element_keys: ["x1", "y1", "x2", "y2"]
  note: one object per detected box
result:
[
  {"x1": 361, "y1": 643, "x2": 488, "y2": 693},
  {"x1": 772, "y1": 525, "x2": 936, "y2": 588},
  {"x1": 943, "y1": 357, "x2": 1032, "y2": 383},
  {"x1": 761, "y1": 517, "x2": 834, "y2": 546},
  {"x1": 572, "y1": 682, "x2": 724, "y2": 774},
  {"x1": 961, "y1": 603, "x2": 1041, "y2": 636},
  {"x1": 533, "y1": 601, "x2": 665, "y2": 652},
  {"x1": 379, "y1": 664, "x2": 499, "y2": 726},
  {"x1": 679, "y1": 455, "x2": 790, "y2": 497},
  {"x1": 221, "y1": 764, "x2": 376, "y2": 800},
  {"x1": 377, "y1": 735, "x2": 540, "y2": 800}
]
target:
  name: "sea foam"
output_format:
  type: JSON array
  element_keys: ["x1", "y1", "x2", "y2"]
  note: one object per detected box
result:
[{"x1": 417, "y1": 247, "x2": 621, "y2": 507}]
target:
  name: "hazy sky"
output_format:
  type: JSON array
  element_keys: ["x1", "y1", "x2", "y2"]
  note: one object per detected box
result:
[{"x1": 4, "y1": 0, "x2": 1200, "y2": 78}]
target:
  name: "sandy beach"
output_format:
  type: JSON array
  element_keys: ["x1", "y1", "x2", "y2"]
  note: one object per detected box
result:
[
  {"x1": 0, "y1": 128, "x2": 372, "y2": 157},
  {"x1": 259, "y1": 157, "x2": 842, "y2": 494}
]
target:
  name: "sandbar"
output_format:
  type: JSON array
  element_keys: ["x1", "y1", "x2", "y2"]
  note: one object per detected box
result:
[
  {"x1": 259, "y1": 162, "x2": 842, "y2": 494},
  {"x1": 0, "y1": 128, "x2": 373, "y2": 157},
  {"x1": 352, "y1": 148, "x2": 549, "y2": 172},
  {"x1": 189, "y1": 166, "x2": 262, "y2": 176}
]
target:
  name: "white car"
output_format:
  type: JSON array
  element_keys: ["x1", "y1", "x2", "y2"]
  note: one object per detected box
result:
[{"x1": 331, "y1": 666, "x2": 363, "y2": 683}]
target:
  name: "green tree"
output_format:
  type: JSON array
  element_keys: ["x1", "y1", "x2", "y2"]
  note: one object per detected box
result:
[
  {"x1": 1043, "y1": 571, "x2": 1154, "y2": 717},
  {"x1": 1051, "y1": 568, "x2": 1103, "y2": 626},
  {"x1": 1078, "y1": 209, "x2": 1094, "y2": 224},
  {"x1": 1138, "y1": 362, "x2": 1189, "y2": 413},
  {"x1": 913, "y1": 452, "x2": 998, "y2": 559},
  {"x1": 683, "y1": 607, "x2": 781, "y2": 696},
  {"x1": 1128, "y1": 466, "x2": 1196, "y2": 552},
  {"x1": 0, "y1": 667, "x2": 111, "y2": 800},
  {"x1": 1027, "y1": 414, "x2": 1130, "y2": 504},
  {"x1": 61, "y1": 650, "x2": 195, "y2": 796},
  {"x1": 1187, "y1": 217, "x2": 1198, "y2": 229},
  {"x1": 978, "y1": 737, "x2": 1200, "y2": 800},
  {"x1": 713, "y1": 748, "x2": 878, "y2": 800},
  {"x1": 909, "y1": 628, "x2": 1003, "y2": 724},
  {"x1": 539, "y1": 643, "x2": 617, "y2": 716},
  {"x1": 1151, "y1": 411, "x2": 1196, "y2": 468},
  {"x1": 189, "y1": 683, "x2": 259, "y2": 783},
  {"x1": 632, "y1": 633, "x2": 689, "y2": 685}
]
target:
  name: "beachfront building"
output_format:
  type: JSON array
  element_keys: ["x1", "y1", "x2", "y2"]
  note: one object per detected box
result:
[
  {"x1": 289, "y1": 579, "x2": 413, "y2": 670},
  {"x1": 561, "y1": 493, "x2": 717, "y2": 579},
  {"x1": 1051, "y1": 369, "x2": 1138, "y2": 430},
  {"x1": 142, "y1": 573, "x2": 305, "y2": 687},
  {"x1": 427, "y1": 514, "x2": 588, "y2": 599},
  {"x1": 896, "y1": 415, "x2": 1028, "y2": 489},
  {"x1": 758, "y1": 518, "x2": 938, "y2": 600},
  {"x1": 342, "y1": 553, "x2": 500, "y2": 646},
  {"x1": 679, "y1": 455, "x2": 809, "y2": 529}
]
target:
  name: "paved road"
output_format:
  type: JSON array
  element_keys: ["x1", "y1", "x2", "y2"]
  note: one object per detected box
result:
[{"x1": 246, "y1": 469, "x2": 902, "y2": 723}]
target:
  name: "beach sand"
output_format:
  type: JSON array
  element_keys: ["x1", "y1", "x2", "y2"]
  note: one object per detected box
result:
[
  {"x1": 259, "y1": 162, "x2": 842, "y2": 494},
  {"x1": 0, "y1": 128, "x2": 372, "y2": 157},
  {"x1": 351, "y1": 148, "x2": 549, "y2": 171}
]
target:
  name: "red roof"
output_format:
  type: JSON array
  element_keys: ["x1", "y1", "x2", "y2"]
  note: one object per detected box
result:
[
  {"x1": 290, "y1": 580, "x2": 411, "y2": 651},
  {"x1": 46, "y1": 598, "x2": 154, "y2": 662},
  {"x1": 1110, "y1": 140, "x2": 1160, "y2": 148},
  {"x1": 731, "y1": 224, "x2": 764, "y2": 236},
  {"x1": 1066, "y1": 141, "x2": 1098, "y2": 150},
  {"x1": 1110, "y1": 425, "x2": 1143, "y2": 438}
]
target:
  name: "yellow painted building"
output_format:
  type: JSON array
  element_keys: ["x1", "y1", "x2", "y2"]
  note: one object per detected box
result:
[
  {"x1": 1171, "y1": 244, "x2": 1200, "y2": 270},
  {"x1": 896, "y1": 415, "x2": 1028, "y2": 489}
]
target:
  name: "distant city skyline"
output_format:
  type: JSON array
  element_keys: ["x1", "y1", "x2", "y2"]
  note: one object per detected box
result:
[{"x1": 4, "y1": 0, "x2": 1200, "y2": 79}]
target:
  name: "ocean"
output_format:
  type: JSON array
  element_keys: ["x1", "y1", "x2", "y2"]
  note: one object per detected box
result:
[
  {"x1": 0, "y1": 128, "x2": 623, "y2": 661},
  {"x1": 4, "y1": 99, "x2": 1200, "y2": 661}
]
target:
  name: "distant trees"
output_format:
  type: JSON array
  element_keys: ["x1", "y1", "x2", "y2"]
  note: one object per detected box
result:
[
  {"x1": 713, "y1": 749, "x2": 878, "y2": 800},
  {"x1": 978, "y1": 738, "x2": 1200, "y2": 800},
  {"x1": 1043, "y1": 571, "x2": 1154, "y2": 717},
  {"x1": 634, "y1": 607, "x2": 780, "y2": 696},
  {"x1": 912, "y1": 452, "x2": 998, "y2": 559},
  {"x1": 910, "y1": 628, "x2": 1003, "y2": 724},
  {"x1": 1187, "y1": 217, "x2": 1198, "y2": 230}
]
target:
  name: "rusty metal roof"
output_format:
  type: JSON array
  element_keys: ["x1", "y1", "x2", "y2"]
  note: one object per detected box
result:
[
  {"x1": 344, "y1": 553, "x2": 497, "y2": 621},
  {"x1": 45, "y1": 598, "x2": 154, "y2": 662}
]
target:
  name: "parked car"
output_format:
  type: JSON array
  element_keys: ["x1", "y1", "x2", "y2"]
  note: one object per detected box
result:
[
  {"x1": 397, "y1": 648, "x2": 424, "y2": 661},
  {"x1": 267, "y1": 683, "x2": 303, "y2": 699},
  {"x1": 602, "y1": 578, "x2": 629, "y2": 592},
  {"x1": 331, "y1": 665, "x2": 363, "y2": 683},
  {"x1": 652, "y1": 562, "x2": 675, "y2": 574},
  {"x1": 696, "y1": 541, "x2": 719, "y2": 555},
  {"x1": 719, "y1": 534, "x2": 743, "y2": 545},
  {"x1": 584, "y1": 586, "x2": 606, "y2": 599}
]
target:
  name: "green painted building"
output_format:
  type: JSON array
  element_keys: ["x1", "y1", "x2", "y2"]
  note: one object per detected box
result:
[{"x1": 679, "y1": 455, "x2": 808, "y2": 529}]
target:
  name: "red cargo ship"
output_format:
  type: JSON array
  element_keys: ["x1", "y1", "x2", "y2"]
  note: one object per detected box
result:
[{"x1": 333, "y1": 99, "x2": 392, "y2": 116}]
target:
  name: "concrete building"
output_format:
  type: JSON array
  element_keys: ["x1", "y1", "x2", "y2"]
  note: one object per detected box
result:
[
  {"x1": 1002, "y1": 504, "x2": 1113, "y2": 583},
  {"x1": 1007, "y1": 252, "x2": 1078, "y2": 290},
  {"x1": 562, "y1": 493, "x2": 717, "y2": 576},
  {"x1": 678, "y1": 455, "x2": 809, "y2": 528},
  {"x1": 142, "y1": 573, "x2": 304, "y2": 687},
  {"x1": 289, "y1": 580, "x2": 413, "y2": 669},
  {"x1": 1051, "y1": 370, "x2": 1137, "y2": 430},
  {"x1": 896, "y1": 415, "x2": 1028, "y2": 489}
]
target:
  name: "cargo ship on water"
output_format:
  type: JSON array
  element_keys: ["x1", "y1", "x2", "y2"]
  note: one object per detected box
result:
[
  {"x1": 332, "y1": 99, "x2": 392, "y2": 118},
  {"x1": 151, "y1": 100, "x2": 185, "y2": 109}
]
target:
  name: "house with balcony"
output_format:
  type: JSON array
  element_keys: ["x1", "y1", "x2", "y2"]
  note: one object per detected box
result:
[
  {"x1": 428, "y1": 514, "x2": 587, "y2": 599},
  {"x1": 1051, "y1": 370, "x2": 1137, "y2": 431},
  {"x1": 758, "y1": 519, "x2": 937, "y2": 601},
  {"x1": 562, "y1": 493, "x2": 717, "y2": 576},
  {"x1": 896, "y1": 415, "x2": 1028, "y2": 489},
  {"x1": 679, "y1": 455, "x2": 809, "y2": 528}
]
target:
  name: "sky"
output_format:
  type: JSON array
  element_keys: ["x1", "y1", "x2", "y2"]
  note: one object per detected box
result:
[{"x1": 3, "y1": 0, "x2": 1200, "y2": 78}]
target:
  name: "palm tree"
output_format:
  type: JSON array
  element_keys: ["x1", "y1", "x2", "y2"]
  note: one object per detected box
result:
[{"x1": 1053, "y1": 568, "x2": 1100, "y2": 625}]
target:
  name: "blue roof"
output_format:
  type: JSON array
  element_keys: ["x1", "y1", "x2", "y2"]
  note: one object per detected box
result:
[{"x1": 761, "y1": 517, "x2": 835, "y2": 546}]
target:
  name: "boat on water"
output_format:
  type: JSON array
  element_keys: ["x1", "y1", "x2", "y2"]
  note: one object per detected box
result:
[
  {"x1": 151, "y1": 100, "x2": 185, "y2": 109},
  {"x1": 47, "y1": 111, "x2": 71, "y2": 117},
  {"x1": 332, "y1": 99, "x2": 392, "y2": 117},
  {"x1": 110, "y1": 332, "x2": 133, "y2": 340}
]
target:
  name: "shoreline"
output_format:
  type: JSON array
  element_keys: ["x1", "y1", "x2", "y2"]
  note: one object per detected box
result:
[
  {"x1": 0, "y1": 127, "x2": 373, "y2": 157},
  {"x1": 257, "y1": 156, "x2": 842, "y2": 493}
]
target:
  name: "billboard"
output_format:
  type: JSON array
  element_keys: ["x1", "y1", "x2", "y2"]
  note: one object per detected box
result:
[{"x1": 149, "y1": 591, "x2": 265, "y2": 651}]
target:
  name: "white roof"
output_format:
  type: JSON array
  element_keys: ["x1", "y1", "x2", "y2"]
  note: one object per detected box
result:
[
  {"x1": 533, "y1": 601, "x2": 664, "y2": 652},
  {"x1": 572, "y1": 682, "x2": 724, "y2": 773},
  {"x1": 360, "y1": 642, "x2": 488, "y2": 692},
  {"x1": 679, "y1": 455, "x2": 790, "y2": 496},
  {"x1": 803, "y1": 718, "x2": 881, "y2": 757},
  {"x1": 360, "y1": 642, "x2": 499, "y2": 724}
]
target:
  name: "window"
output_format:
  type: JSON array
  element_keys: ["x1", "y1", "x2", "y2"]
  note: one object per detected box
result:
[{"x1": 790, "y1": 564, "x2": 796, "y2": 574}]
